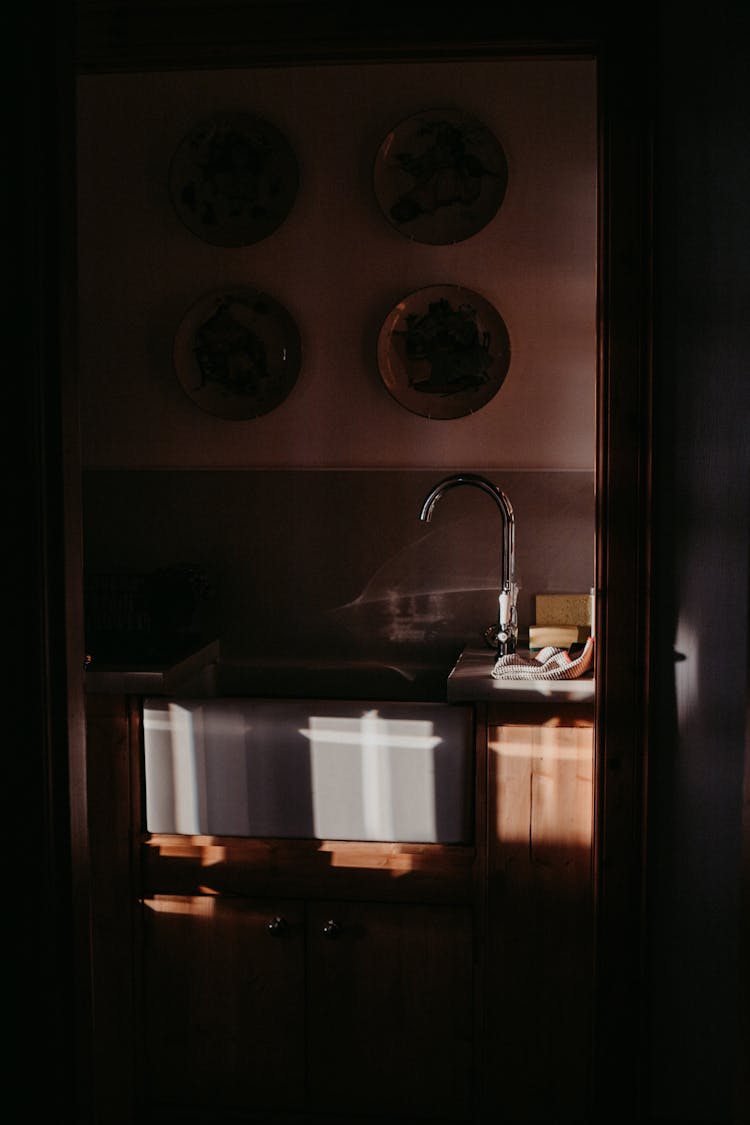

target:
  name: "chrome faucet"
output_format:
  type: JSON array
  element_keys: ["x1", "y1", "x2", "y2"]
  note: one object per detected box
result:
[{"x1": 419, "y1": 473, "x2": 518, "y2": 656}]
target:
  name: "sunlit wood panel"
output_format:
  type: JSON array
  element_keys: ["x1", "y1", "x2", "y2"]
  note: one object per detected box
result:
[{"x1": 483, "y1": 707, "x2": 594, "y2": 1120}]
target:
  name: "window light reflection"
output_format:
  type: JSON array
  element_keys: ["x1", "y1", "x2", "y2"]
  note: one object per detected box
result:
[
  {"x1": 143, "y1": 703, "x2": 203, "y2": 835},
  {"x1": 300, "y1": 710, "x2": 442, "y2": 841},
  {"x1": 142, "y1": 698, "x2": 471, "y2": 844}
]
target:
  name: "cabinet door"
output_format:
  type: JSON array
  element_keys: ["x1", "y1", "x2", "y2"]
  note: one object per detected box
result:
[
  {"x1": 483, "y1": 708, "x2": 594, "y2": 1119},
  {"x1": 307, "y1": 899, "x2": 473, "y2": 1120},
  {"x1": 141, "y1": 894, "x2": 305, "y2": 1113}
]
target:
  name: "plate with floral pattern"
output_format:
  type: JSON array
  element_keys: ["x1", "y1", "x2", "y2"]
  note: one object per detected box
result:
[
  {"x1": 174, "y1": 287, "x2": 302, "y2": 420},
  {"x1": 373, "y1": 108, "x2": 508, "y2": 245},
  {"x1": 169, "y1": 113, "x2": 299, "y2": 246},
  {"x1": 377, "y1": 285, "x2": 510, "y2": 419}
]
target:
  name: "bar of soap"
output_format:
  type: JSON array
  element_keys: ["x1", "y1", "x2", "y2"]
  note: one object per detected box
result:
[
  {"x1": 534, "y1": 593, "x2": 594, "y2": 627},
  {"x1": 528, "y1": 625, "x2": 587, "y2": 650}
]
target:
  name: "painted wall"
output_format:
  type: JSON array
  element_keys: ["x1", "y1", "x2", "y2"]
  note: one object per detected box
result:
[
  {"x1": 77, "y1": 58, "x2": 597, "y2": 665},
  {"x1": 82, "y1": 467, "x2": 594, "y2": 664},
  {"x1": 77, "y1": 58, "x2": 596, "y2": 470}
]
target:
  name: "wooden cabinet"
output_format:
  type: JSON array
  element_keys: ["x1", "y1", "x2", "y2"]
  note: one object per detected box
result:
[
  {"x1": 307, "y1": 899, "x2": 473, "y2": 1119},
  {"x1": 141, "y1": 895, "x2": 306, "y2": 1113},
  {"x1": 480, "y1": 702, "x2": 595, "y2": 1121},
  {"x1": 139, "y1": 893, "x2": 473, "y2": 1121},
  {"x1": 85, "y1": 692, "x2": 595, "y2": 1123}
]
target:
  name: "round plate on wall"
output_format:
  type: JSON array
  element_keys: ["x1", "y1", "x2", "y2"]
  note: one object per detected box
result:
[
  {"x1": 168, "y1": 112, "x2": 299, "y2": 246},
  {"x1": 373, "y1": 107, "x2": 508, "y2": 245},
  {"x1": 377, "y1": 284, "x2": 511, "y2": 420},
  {"x1": 173, "y1": 287, "x2": 302, "y2": 420}
]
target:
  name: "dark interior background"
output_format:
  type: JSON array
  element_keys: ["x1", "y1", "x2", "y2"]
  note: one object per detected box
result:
[{"x1": 12, "y1": 1, "x2": 749, "y2": 1121}]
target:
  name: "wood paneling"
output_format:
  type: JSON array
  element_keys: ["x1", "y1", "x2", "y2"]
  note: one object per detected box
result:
[{"x1": 482, "y1": 707, "x2": 595, "y2": 1120}]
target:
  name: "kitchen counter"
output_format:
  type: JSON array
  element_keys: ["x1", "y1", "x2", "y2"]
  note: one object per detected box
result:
[
  {"x1": 84, "y1": 638, "x2": 594, "y2": 705},
  {"x1": 84, "y1": 642, "x2": 450, "y2": 701},
  {"x1": 446, "y1": 646, "x2": 596, "y2": 703},
  {"x1": 84, "y1": 637, "x2": 220, "y2": 694}
]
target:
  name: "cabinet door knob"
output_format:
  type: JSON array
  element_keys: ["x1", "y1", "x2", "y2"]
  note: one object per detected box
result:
[
  {"x1": 266, "y1": 915, "x2": 288, "y2": 937},
  {"x1": 322, "y1": 918, "x2": 342, "y2": 939}
]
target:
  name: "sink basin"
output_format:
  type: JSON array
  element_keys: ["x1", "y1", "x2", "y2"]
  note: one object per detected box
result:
[{"x1": 175, "y1": 657, "x2": 451, "y2": 702}]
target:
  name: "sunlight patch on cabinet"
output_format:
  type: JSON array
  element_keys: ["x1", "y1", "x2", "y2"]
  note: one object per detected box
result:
[{"x1": 489, "y1": 719, "x2": 593, "y2": 848}]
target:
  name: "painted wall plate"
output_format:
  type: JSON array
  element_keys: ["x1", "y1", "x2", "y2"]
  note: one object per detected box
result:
[
  {"x1": 373, "y1": 107, "x2": 508, "y2": 245},
  {"x1": 377, "y1": 285, "x2": 510, "y2": 419},
  {"x1": 174, "y1": 287, "x2": 302, "y2": 420},
  {"x1": 169, "y1": 112, "x2": 299, "y2": 246}
]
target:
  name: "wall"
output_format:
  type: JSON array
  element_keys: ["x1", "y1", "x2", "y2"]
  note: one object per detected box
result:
[
  {"x1": 648, "y1": 3, "x2": 750, "y2": 1119},
  {"x1": 82, "y1": 467, "x2": 594, "y2": 664},
  {"x1": 77, "y1": 59, "x2": 596, "y2": 470},
  {"x1": 78, "y1": 58, "x2": 597, "y2": 664}
]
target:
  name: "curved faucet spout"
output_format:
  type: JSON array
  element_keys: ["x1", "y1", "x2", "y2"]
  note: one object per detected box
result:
[{"x1": 419, "y1": 472, "x2": 518, "y2": 655}]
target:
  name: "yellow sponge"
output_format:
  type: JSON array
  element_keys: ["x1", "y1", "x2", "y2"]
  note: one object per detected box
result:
[{"x1": 534, "y1": 593, "x2": 594, "y2": 627}]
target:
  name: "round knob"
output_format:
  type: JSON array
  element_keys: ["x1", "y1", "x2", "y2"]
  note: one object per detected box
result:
[
  {"x1": 266, "y1": 915, "x2": 288, "y2": 937},
  {"x1": 483, "y1": 623, "x2": 499, "y2": 649},
  {"x1": 322, "y1": 919, "x2": 342, "y2": 940}
]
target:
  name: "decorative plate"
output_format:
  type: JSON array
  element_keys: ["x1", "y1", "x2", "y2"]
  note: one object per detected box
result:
[
  {"x1": 173, "y1": 288, "x2": 302, "y2": 420},
  {"x1": 373, "y1": 108, "x2": 508, "y2": 245},
  {"x1": 376, "y1": 285, "x2": 510, "y2": 419},
  {"x1": 168, "y1": 113, "x2": 299, "y2": 246}
]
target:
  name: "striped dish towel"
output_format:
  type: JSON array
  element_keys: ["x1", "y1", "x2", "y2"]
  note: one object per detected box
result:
[{"x1": 491, "y1": 636, "x2": 594, "y2": 680}]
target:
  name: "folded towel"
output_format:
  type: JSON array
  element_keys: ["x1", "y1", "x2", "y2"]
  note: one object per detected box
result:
[{"x1": 491, "y1": 636, "x2": 594, "y2": 680}]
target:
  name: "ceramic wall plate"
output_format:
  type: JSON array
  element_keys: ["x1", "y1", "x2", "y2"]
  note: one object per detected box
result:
[
  {"x1": 373, "y1": 108, "x2": 508, "y2": 245},
  {"x1": 377, "y1": 285, "x2": 510, "y2": 419},
  {"x1": 169, "y1": 113, "x2": 299, "y2": 246},
  {"x1": 174, "y1": 288, "x2": 302, "y2": 420}
]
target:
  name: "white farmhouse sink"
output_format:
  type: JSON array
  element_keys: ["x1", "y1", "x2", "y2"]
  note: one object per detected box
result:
[{"x1": 143, "y1": 697, "x2": 473, "y2": 844}]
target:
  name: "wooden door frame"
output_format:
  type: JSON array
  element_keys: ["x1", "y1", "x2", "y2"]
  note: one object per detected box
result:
[
  {"x1": 593, "y1": 26, "x2": 654, "y2": 1119},
  {"x1": 55, "y1": 4, "x2": 653, "y2": 1120}
]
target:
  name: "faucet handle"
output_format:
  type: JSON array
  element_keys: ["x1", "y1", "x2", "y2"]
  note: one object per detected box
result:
[{"x1": 483, "y1": 623, "x2": 500, "y2": 649}]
